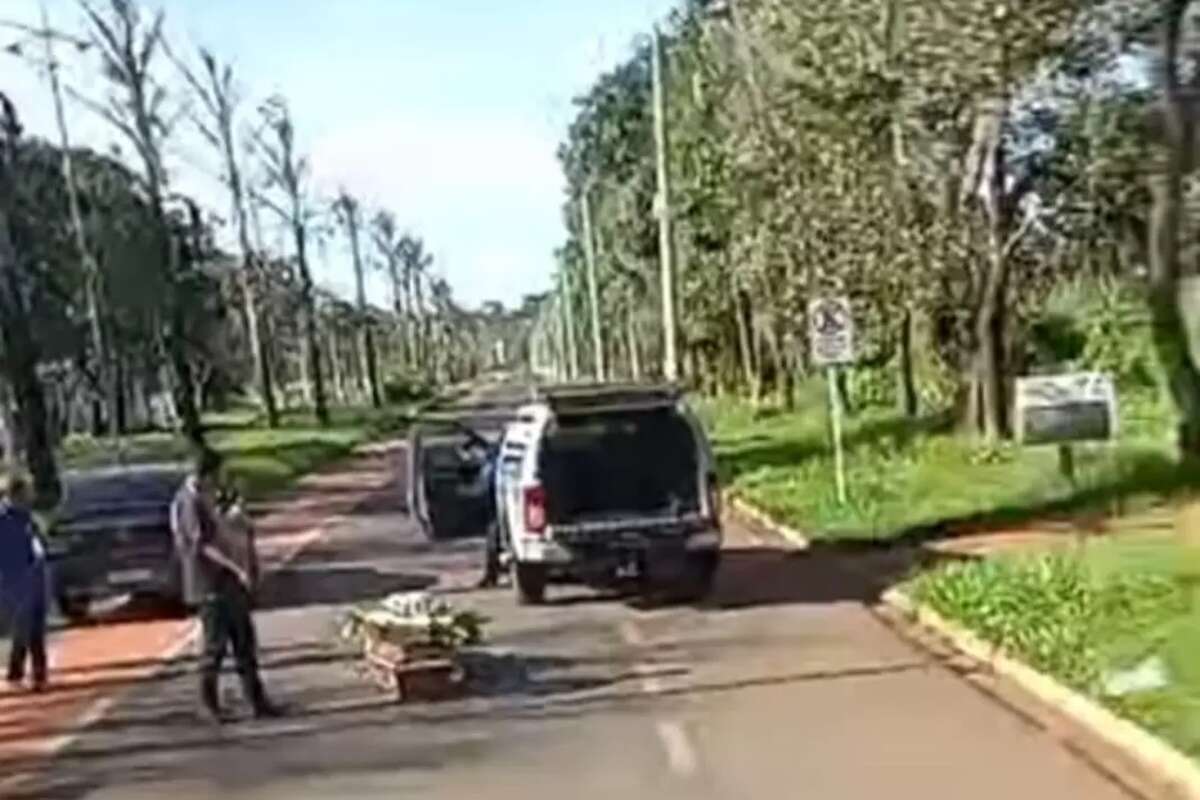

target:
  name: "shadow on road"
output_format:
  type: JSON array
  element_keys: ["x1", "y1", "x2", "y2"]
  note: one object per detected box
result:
[
  {"x1": 256, "y1": 565, "x2": 438, "y2": 611},
  {"x1": 462, "y1": 650, "x2": 689, "y2": 700},
  {"x1": 702, "y1": 543, "x2": 967, "y2": 612}
]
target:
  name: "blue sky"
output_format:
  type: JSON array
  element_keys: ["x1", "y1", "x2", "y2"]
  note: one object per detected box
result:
[{"x1": 3, "y1": 0, "x2": 677, "y2": 309}]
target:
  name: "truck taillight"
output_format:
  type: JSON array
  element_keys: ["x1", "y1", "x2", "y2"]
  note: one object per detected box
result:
[
  {"x1": 707, "y1": 474, "x2": 722, "y2": 522},
  {"x1": 524, "y1": 485, "x2": 547, "y2": 535}
]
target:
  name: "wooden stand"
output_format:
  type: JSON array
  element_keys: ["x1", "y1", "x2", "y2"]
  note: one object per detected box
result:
[{"x1": 360, "y1": 634, "x2": 465, "y2": 703}]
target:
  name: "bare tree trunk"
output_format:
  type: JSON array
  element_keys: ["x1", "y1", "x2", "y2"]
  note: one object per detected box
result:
[
  {"x1": 0, "y1": 376, "x2": 16, "y2": 470},
  {"x1": 733, "y1": 280, "x2": 756, "y2": 396},
  {"x1": 36, "y1": 5, "x2": 119, "y2": 441},
  {"x1": 328, "y1": 326, "x2": 346, "y2": 405},
  {"x1": 752, "y1": 323, "x2": 771, "y2": 402},
  {"x1": 626, "y1": 306, "x2": 642, "y2": 381},
  {"x1": 114, "y1": 353, "x2": 128, "y2": 434},
  {"x1": 959, "y1": 93, "x2": 1014, "y2": 442},
  {"x1": 580, "y1": 189, "x2": 607, "y2": 381},
  {"x1": 295, "y1": 341, "x2": 310, "y2": 408},
  {"x1": 403, "y1": 267, "x2": 416, "y2": 372},
  {"x1": 0, "y1": 237, "x2": 60, "y2": 506},
  {"x1": 896, "y1": 307, "x2": 919, "y2": 417},
  {"x1": 220, "y1": 81, "x2": 278, "y2": 427},
  {"x1": 340, "y1": 200, "x2": 382, "y2": 408},
  {"x1": 293, "y1": 223, "x2": 329, "y2": 426},
  {"x1": 1148, "y1": 1, "x2": 1200, "y2": 458}
]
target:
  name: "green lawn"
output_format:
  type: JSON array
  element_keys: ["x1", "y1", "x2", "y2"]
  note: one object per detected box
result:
[
  {"x1": 58, "y1": 404, "x2": 416, "y2": 501},
  {"x1": 909, "y1": 536, "x2": 1200, "y2": 759},
  {"x1": 699, "y1": 381, "x2": 1194, "y2": 542}
]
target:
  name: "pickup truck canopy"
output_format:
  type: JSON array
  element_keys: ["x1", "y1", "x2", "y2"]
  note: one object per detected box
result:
[{"x1": 540, "y1": 405, "x2": 701, "y2": 525}]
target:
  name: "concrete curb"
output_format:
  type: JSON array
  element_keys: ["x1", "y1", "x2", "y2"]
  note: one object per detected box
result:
[
  {"x1": 882, "y1": 586, "x2": 1200, "y2": 800},
  {"x1": 729, "y1": 492, "x2": 1200, "y2": 799},
  {"x1": 725, "y1": 494, "x2": 810, "y2": 549}
]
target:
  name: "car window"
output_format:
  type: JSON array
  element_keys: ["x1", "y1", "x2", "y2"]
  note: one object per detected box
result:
[{"x1": 63, "y1": 470, "x2": 184, "y2": 519}]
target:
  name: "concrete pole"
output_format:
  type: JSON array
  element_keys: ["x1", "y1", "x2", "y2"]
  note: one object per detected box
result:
[
  {"x1": 580, "y1": 188, "x2": 607, "y2": 382},
  {"x1": 652, "y1": 26, "x2": 680, "y2": 383},
  {"x1": 560, "y1": 269, "x2": 581, "y2": 380}
]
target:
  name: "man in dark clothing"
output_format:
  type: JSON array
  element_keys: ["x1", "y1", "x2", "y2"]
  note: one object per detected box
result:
[
  {"x1": 170, "y1": 450, "x2": 281, "y2": 722},
  {"x1": 457, "y1": 430, "x2": 503, "y2": 589},
  {"x1": 0, "y1": 472, "x2": 47, "y2": 692}
]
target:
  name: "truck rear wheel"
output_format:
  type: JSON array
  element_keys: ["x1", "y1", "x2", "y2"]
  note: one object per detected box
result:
[
  {"x1": 512, "y1": 562, "x2": 547, "y2": 605},
  {"x1": 670, "y1": 551, "x2": 719, "y2": 604}
]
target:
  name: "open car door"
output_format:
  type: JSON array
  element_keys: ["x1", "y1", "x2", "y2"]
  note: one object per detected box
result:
[
  {"x1": 407, "y1": 406, "x2": 514, "y2": 541},
  {"x1": 406, "y1": 424, "x2": 427, "y2": 531}
]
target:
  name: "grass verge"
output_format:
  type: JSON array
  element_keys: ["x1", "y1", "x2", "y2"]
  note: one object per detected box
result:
[
  {"x1": 58, "y1": 404, "x2": 416, "y2": 501},
  {"x1": 908, "y1": 536, "x2": 1200, "y2": 759},
  {"x1": 700, "y1": 382, "x2": 1193, "y2": 542}
]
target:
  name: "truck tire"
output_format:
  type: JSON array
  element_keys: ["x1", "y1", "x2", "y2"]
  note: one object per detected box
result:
[
  {"x1": 512, "y1": 562, "x2": 547, "y2": 605},
  {"x1": 670, "y1": 551, "x2": 720, "y2": 604}
]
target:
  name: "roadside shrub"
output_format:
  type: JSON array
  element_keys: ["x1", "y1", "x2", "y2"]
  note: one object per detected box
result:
[
  {"x1": 383, "y1": 375, "x2": 434, "y2": 405},
  {"x1": 911, "y1": 553, "x2": 1184, "y2": 692},
  {"x1": 1029, "y1": 278, "x2": 1159, "y2": 390},
  {"x1": 846, "y1": 366, "x2": 894, "y2": 411}
]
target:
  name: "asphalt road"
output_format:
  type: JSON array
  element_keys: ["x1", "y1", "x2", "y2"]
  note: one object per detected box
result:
[{"x1": 6, "y1": 432, "x2": 1157, "y2": 800}]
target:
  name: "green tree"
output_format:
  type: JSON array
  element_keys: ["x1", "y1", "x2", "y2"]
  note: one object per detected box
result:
[
  {"x1": 0, "y1": 94, "x2": 60, "y2": 505},
  {"x1": 79, "y1": 0, "x2": 206, "y2": 447}
]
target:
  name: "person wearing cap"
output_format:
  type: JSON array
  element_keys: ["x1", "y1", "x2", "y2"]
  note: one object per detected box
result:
[{"x1": 170, "y1": 450, "x2": 281, "y2": 722}]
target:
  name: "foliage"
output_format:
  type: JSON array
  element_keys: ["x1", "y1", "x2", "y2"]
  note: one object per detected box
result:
[
  {"x1": 57, "y1": 404, "x2": 408, "y2": 497},
  {"x1": 910, "y1": 550, "x2": 1186, "y2": 691},
  {"x1": 1028, "y1": 278, "x2": 1159, "y2": 388},
  {"x1": 537, "y1": 0, "x2": 1155, "y2": 439},
  {"x1": 341, "y1": 594, "x2": 488, "y2": 650},
  {"x1": 908, "y1": 534, "x2": 1200, "y2": 758},
  {"x1": 382, "y1": 374, "x2": 434, "y2": 405},
  {"x1": 706, "y1": 380, "x2": 1195, "y2": 541},
  {"x1": 1, "y1": 0, "x2": 496, "y2": 493}
]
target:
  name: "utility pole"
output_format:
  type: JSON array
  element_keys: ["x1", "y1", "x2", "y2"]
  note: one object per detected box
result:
[
  {"x1": 4, "y1": 10, "x2": 118, "y2": 439},
  {"x1": 580, "y1": 186, "x2": 606, "y2": 382},
  {"x1": 551, "y1": 296, "x2": 567, "y2": 381},
  {"x1": 652, "y1": 25, "x2": 680, "y2": 383},
  {"x1": 560, "y1": 268, "x2": 580, "y2": 381}
]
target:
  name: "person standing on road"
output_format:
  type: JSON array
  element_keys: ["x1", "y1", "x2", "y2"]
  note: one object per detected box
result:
[
  {"x1": 457, "y1": 430, "x2": 503, "y2": 589},
  {"x1": 171, "y1": 450, "x2": 281, "y2": 722},
  {"x1": 217, "y1": 481, "x2": 260, "y2": 599},
  {"x1": 0, "y1": 472, "x2": 48, "y2": 692}
]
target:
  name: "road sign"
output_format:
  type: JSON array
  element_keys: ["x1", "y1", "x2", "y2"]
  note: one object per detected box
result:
[
  {"x1": 1014, "y1": 372, "x2": 1118, "y2": 446},
  {"x1": 808, "y1": 297, "x2": 855, "y2": 366}
]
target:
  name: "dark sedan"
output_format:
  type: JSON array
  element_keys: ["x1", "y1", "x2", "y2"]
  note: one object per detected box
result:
[{"x1": 48, "y1": 463, "x2": 189, "y2": 623}]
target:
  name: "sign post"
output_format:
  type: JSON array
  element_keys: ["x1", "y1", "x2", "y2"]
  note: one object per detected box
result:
[
  {"x1": 1014, "y1": 371, "x2": 1118, "y2": 505},
  {"x1": 809, "y1": 297, "x2": 856, "y2": 505}
]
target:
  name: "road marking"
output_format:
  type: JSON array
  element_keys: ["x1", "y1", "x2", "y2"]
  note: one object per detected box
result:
[
  {"x1": 619, "y1": 619, "x2": 645, "y2": 646},
  {"x1": 618, "y1": 619, "x2": 699, "y2": 778},
  {"x1": 656, "y1": 720, "x2": 699, "y2": 776}
]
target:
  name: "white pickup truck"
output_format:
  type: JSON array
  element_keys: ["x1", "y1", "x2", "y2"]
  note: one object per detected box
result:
[{"x1": 492, "y1": 384, "x2": 722, "y2": 605}]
